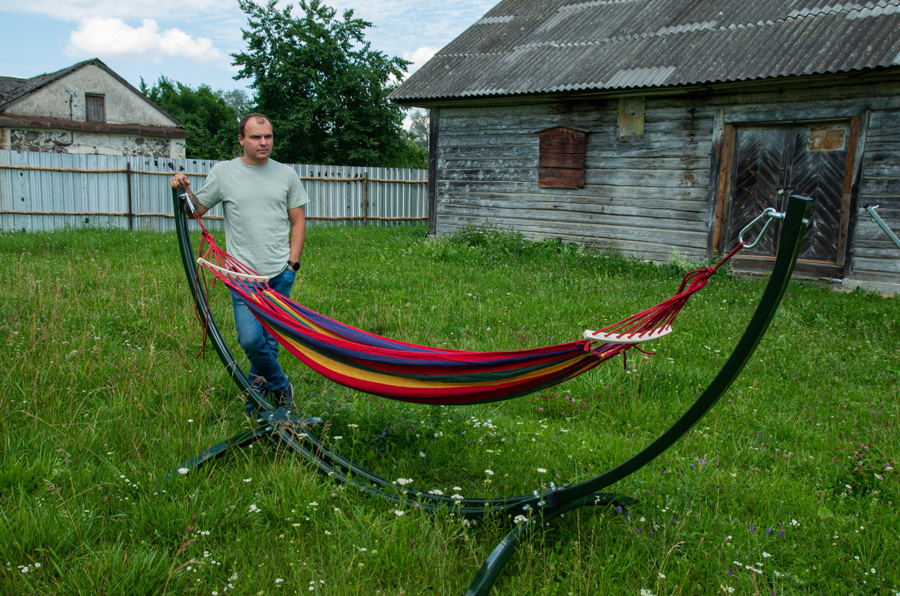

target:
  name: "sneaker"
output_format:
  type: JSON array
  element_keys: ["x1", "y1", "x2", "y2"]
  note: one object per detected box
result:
[
  {"x1": 277, "y1": 383, "x2": 295, "y2": 411},
  {"x1": 247, "y1": 374, "x2": 268, "y2": 413}
]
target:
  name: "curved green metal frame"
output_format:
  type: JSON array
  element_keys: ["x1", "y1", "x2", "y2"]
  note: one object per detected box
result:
[{"x1": 170, "y1": 190, "x2": 812, "y2": 595}]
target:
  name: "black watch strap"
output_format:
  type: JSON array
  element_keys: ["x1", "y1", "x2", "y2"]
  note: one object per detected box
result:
[{"x1": 287, "y1": 260, "x2": 300, "y2": 271}]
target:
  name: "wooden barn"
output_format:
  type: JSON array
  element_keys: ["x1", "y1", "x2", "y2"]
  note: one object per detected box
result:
[{"x1": 390, "y1": 0, "x2": 900, "y2": 293}]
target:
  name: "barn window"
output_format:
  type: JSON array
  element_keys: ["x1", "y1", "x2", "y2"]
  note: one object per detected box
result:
[
  {"x1": 86, "y1": 94, "x2": 106, "y2": 122},
  {"x1": 538, "y1": 126, "x2": 588, "y2": 189}
]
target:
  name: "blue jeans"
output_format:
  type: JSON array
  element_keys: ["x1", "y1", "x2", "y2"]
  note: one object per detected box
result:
[{"x1": 231, "y1": 267, "x2": 295, "y2": 397}]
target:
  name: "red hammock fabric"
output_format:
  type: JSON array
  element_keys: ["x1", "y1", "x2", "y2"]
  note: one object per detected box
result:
[{"x1": 190, "y1": 216, "x2": 740, "y2": 405}]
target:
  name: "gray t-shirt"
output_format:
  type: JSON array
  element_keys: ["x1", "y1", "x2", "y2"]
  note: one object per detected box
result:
[{"x1": 196, "y1": 158, "x2": 309, "y2": 277}]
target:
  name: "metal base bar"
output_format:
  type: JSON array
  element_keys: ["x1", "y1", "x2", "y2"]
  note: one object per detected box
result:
[
  {"x1": 170, "y1": 190, "x2": 812, "y2": 595},
  {"x1": 465, "y1": 493, "x2": 635, "y2": 596},
  {"x1": 865, "y1": 204, "x2": 900, "y2": 249},
  {"x1": 167, "y1": 409, "x2": 322, "y2": 481}
]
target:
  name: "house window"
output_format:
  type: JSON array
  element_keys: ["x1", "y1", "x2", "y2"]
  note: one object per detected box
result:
[
  {"x1": 538, "y1": 126, "x2": 588, "y2": 189},
  {"x1": 85, "y1": 94, "x2": 106, "y2": 122}
]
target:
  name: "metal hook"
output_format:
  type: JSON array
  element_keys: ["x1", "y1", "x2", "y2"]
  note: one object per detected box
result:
[
  {"x1": 738, "y1": 207, "x2": 785, "y2": 249},
  {"x1": 178, "y1": 190, "x2": 195, "y2": 215}
]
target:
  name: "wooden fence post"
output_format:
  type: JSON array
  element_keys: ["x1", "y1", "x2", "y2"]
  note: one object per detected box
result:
[
  {"x1": 126, "y1": 162, "x2": 134, "y2": 231},
  {"x1": 363, "y1": 173, "x2": 369, "y2": 227}
]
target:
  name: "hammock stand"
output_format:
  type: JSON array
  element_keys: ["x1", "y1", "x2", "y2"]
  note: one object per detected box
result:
[
  {"x1": 865, "y1": 204, "x2": 900, "y2": 250},
  {"x1": 170, "y1": 189, "x2": 812, "y2": 595}
]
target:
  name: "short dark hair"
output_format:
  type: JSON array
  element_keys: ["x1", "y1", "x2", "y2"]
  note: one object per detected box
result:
[{"x1": 239, "y1": 113, "x2": 272, "y2": 137}]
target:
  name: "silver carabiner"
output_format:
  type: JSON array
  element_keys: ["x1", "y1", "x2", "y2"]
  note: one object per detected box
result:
[
  {"x1": 738, "y1": 207, "x2": 785, "y2": 249},
  {"x1": 179, "y1": 190, "x2": 196, "y2": 215}
]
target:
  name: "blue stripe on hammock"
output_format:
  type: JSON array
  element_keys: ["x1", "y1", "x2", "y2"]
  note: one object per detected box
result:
[{"x1": 239, "y1": 290, "x2": 597, "y2": 369}]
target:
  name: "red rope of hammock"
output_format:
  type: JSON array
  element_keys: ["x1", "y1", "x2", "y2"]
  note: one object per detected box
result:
[
  {"x1": 589, "y1": 242, "x2": 745, "y2": 341},
  {"x1": 185, "y1": 202, "x2": 744, "y2": 363}
]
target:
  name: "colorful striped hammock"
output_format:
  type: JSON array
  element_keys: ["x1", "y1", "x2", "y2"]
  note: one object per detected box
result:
[{"x1": 192, "y1": 220, "x2": 739, "y2": 406}]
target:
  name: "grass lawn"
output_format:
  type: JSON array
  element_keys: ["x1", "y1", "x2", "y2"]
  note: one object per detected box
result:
[{"x1": 1, "y1": 223, "x2": 898, "y2": 595}]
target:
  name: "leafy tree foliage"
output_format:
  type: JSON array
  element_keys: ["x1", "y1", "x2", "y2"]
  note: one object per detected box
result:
[
  {"x1": 232, "y1": 0, "x2": 420, "y2": 168},
  {"x1": 408, "y1": 110, "x2": 430, "y2": 149},
  {"x1": 385, "y1": 134, "x2": 428, "y2": 170},
  {"x1": 141, "y1": 77, "x2": 240, "y2": 160},
  {"x1": 218, "y1": 88, "x2": 252, "y2": 116}
]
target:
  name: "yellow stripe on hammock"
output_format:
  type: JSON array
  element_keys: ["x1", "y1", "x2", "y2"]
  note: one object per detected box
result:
[{"x1": 271, "y1": 328, "x2": 595, "y2": 390}]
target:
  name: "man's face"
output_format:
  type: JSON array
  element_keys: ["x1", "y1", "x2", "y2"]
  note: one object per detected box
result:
[{"x1": 239, "y1": 118, "x2": 273, "y2": 165}]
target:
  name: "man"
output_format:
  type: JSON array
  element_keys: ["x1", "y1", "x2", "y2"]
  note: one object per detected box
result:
[{"x1": 170, "y1": 113, "x2": 308, "y2": 410}]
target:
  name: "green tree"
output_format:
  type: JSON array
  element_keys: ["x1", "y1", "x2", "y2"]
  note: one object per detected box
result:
[
  {"x1": 141, "y1": 77, "x2": 241, "y2": 160},
  {"x1": 216, "y1": 88, "x2": 252, "y2": 116},
  {"x1": 232, "y1": 0, "x2": 417, "y2": 168},
  {"x1": 408, "y1": 110, "x2": 430, "y2": 150}
]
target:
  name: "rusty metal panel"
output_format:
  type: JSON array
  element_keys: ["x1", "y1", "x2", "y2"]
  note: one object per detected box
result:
[
  {"x1": 808, "y1": 125, "x2": 847, "y2": 152},
  {"x1": 617, "y1": 97, "x2": 645, "y2": 141},
  {"x1": 538, "y1": 126, "x2": 587, "y2": 188}
]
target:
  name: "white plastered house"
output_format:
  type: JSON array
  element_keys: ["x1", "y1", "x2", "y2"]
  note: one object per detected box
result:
[{"x1": 0, "y1": 58, "x2": 187, "y2": 158}]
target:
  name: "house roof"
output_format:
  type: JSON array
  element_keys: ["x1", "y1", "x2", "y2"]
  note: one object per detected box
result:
[
  {"x1": 0, "y1": 58, "x2": 181, "y2": 126},
  {"x1": 390, "y1": 0, "x2": 900, "y2": 104}
]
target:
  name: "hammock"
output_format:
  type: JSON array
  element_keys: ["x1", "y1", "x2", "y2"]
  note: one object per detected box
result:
[
  {"x1": 173, "y1": 190, "x2": 813, "y2": 596},
  {"x1": 189, "y1": 212, "x2": 742, "y2": 406}
]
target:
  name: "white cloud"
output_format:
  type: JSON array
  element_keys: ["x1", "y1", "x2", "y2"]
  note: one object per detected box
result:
[
  {"x1": 64, "y1": 17, "x2": 225, "y2": 63},
  {"x1": 0, "y1": 0, "x2": 224, "y2": 23},
  {"x1": 403, "y1": 46, "x2": 439, "y2": 74}
]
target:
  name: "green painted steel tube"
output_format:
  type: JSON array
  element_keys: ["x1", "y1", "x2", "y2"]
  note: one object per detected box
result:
[
  {"x1": 465, "y1": 195, "x2": 812, "y2": 595},
  {"x1": 172, "y1": 189, "x2": 269, "y2": 410},
  {"x1": 865, "y1": 204, "x2": 900, "y2": 249},
  {"x1": 171, "y1": 189, "x2": 531, "y2": 512},
  {"x1": 172, "y1": 189, "x2": 812, "y2": 596},
  {"x1": 168, "y1": 425, "x2": 273, "y2": 481},
  {"x1": 465, "y1": 494, "x2": 630, "y2": 596},
  {"x1": 549, "y1": 194, "x2": 812, "y2": 506}
]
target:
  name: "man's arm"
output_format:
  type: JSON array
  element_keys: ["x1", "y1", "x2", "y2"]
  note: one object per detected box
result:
[
  {"x1": 170, "y1": 173, "x2": 210, "y2": 217},
  {"x1": 288, "y1": 206, "x2": 306, "y2": 262}
]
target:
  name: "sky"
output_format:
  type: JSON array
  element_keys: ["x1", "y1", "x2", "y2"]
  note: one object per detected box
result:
[{"x1": 0, "y1": 0, "x2": 497, "y2": 108}]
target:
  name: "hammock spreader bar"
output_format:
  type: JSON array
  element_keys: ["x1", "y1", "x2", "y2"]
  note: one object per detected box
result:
[{"x1": 170, "y1": 189, "x2": 812, "y2": 596}]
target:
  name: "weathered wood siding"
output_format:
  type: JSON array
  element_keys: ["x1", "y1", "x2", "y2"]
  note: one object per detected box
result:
[
  {"x1": 850, "y1": 107, "x2": 900, "y2": 292},
  {"x1": 430, "y1": 72, "x2": 900, "y2": 291},
  {"x1": 434, "y1": 99, "x2": 716, "y2": 263}
]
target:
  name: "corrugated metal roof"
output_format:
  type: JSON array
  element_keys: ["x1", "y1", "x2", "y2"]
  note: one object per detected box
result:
[{"x1": 391, "y1": 0, "x2": 900, "y2": 103}]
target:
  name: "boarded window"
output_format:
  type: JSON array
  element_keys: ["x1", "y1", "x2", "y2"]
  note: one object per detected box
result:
[
  {"x1": 617, "y1": 97, "x2": 645, "y2": 141},
  {"x1": 86, "y1": 94, "x2": 106, "y2": 122},
  {"x1": 538, "y1": 126, "x2": 588, "y2": 189}
]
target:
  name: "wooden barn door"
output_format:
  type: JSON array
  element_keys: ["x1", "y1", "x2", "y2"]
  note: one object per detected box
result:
[{"x1": 722, "y1": 120, "x2": 858, "y2": 275}]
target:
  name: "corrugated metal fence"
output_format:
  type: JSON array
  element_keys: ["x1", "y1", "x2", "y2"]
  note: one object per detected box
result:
[{"x1": 0, "y1": 150, "x2": 428, "y2": 233}]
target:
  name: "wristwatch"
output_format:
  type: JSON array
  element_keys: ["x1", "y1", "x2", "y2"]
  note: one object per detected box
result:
[{"x1": 287, "y1": 260, "x2": 300, "y2": 271}]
